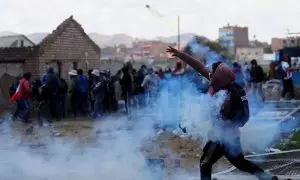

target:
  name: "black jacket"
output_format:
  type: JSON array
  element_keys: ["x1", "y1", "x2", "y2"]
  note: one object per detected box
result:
[{"x1": 250, "y1": 65, "x2": 264, "y2": 83}]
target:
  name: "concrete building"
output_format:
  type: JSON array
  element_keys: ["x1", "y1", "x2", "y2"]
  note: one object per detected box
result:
[
  {"x1": 283, "y1": 36, "x2": 300, "y2": 48},
  {"x1": 272, "y1": 36, "x2": 300, "y2": 52},
  {"x1": 219, "y1": 24, "x2": 249, "y2": 52},
  {"x1": 271, "y1": 38, "x2": 285, "y2": 52},
  {"x1": 236, "y1": 47, "x2": 264, "y2": 61},
  {"x1": 131, "y1": 40, "x2": 175, "y2": 60},
  {"x1": 0, "y1": 35, "x2": 35, "y2": 48},
  {"x1": 0, "y1": 16, "x2": 101, "y2": 80}
]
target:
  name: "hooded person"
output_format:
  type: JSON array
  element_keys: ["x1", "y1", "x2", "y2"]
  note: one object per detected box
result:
[
  {"x1": 232, "y1": 62, "x2": 244, "y2": 88},
  {"x1": 250, "y1": 59, "x2": 265, "y2": 102},
  {"x1": 42, "y1": 67, "x2": 61, "y2": 121},
  {"x1": 120, "y1": 62, "x2": 134, "y2": 113},
  {"x1": 75, "y1": 69, "x2": 89, "y2": 116},
  {"x1": 166, "y1": 46, "x2": 278, "y2": 180}
]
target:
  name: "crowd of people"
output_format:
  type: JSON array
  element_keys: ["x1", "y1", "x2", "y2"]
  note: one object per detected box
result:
[
  {"x1": 234, "y1": 58, "x2": 296, "y2": 102},
  {"x1": 8, "y1": 55, "x2": 296, "y2": 126},
  {"x1": 8, "y1": 60, "x2": 185, "y2": 125}
]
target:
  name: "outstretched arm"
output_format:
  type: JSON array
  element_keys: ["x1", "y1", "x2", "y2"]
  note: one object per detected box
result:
[{"x1": 166, "y1": 46, "x2": 211, "y2": 80}]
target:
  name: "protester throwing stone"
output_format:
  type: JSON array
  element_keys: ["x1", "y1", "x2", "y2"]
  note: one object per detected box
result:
[{"x1": 166, "y1": 46, "x2": 278, "y2": 180}]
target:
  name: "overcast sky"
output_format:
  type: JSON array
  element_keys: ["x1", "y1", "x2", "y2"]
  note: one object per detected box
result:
[{"x1": 0, "y1": 0, "x2": 299, "y2": 42}]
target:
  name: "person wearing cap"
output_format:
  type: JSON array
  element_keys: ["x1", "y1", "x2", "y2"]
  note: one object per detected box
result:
[
  {"x1": 69, "y1": 69, "x2": 78, "y2": 118},
  {"x1": 141, "y1": 68, "x2": 160, "y2": 106},
  {"x1": 90, "y1": 69, "x2": 106, "y2": 119},
  {"x1": 280, "y1": 61, "x2": 295, "y2": 101}
]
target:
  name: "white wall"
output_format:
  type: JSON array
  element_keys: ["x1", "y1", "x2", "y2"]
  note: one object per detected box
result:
[
  {"x1": 16, "y1": 36, "x2": 35, "y2": 47},
  {"x1": 236, "y1": 47, "x2": 264, "y2": 61}
]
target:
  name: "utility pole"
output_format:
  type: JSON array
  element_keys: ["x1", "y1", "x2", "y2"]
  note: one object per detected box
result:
[{"x1": 177, "y1": 15, "x2": 180, "y2": 50}]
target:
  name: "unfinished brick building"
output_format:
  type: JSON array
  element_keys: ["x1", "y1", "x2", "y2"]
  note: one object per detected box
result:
[{"x1": 0, "y1": 15, "x2": 101, "y2": 80}]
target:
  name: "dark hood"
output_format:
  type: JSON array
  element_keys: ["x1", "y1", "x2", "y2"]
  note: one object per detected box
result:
[
  {"x1": 209, "y1": 63, "x2": 235, "y2": 95},
  {"x1": 47, "y1": 67, "x2": 54, "y2": 74}
]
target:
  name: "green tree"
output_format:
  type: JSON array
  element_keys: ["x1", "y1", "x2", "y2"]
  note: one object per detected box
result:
[{"x1": 186, "y1": 36, "x2": 234, "y2": 60}]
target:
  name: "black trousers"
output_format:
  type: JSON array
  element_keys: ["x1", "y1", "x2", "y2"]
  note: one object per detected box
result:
[
  {"x1": 49, "y1": 94, "x2": 59, "y2": 121},
  {"x1": 200, "y1": 140, "x2": 268, "y2": 180},
  {"x1": 281, "y1": 78, "x2": 295, "y2": 99}
]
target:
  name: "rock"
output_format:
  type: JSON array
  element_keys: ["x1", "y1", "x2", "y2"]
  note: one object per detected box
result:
[
  {"x1": 52, "y1": 131, "x2": 62, "y2": 137},
  {"x1": 174, "y1": 159, "x2": 180, "y2": 168},
  {"x1": 179, "y1": 153, "x2": 187, "y2": 158}
]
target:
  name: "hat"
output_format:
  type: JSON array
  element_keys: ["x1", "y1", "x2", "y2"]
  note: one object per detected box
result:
[
  {"x1": 68, "y1": 70, "x2": 77, "y2": 76},
  {"x1": 91, "y1": 69, "x2": 100, "y2": 76},
  {"x1": 281, "y1": 61, "x2": 289, "y2": 70}
]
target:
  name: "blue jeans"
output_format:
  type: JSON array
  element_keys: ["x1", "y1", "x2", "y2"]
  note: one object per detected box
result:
[
  {"x1": 12, "y1": 100, "x2": 21, "y2": 118},
  {"x1": 19, "y1": 98, "x2": 30, "y2": 123},
  {"x1": 92, "y1": 95, "x2": 104, "y2": 119}
]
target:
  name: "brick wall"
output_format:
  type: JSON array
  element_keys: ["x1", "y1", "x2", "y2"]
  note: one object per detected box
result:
[
  {"x1": 38, "y1": 21, "x2": 100, "y2": 80},
  {"x1": 23, "y1": 57, "x2": 40, "y2": 78}
]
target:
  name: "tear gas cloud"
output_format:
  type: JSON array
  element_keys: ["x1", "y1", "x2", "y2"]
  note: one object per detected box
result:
[
  {"x1": 186, "y1": 37, "x2": 225, "y2": 68},
  {"x1": 0, "y1": 116, "x2": 174, "y2": 180}
]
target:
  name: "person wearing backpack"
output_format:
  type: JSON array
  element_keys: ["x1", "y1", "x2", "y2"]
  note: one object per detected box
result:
[
  {"x1": 43, "y1": 68, "x2": 61, "y2": 121},
  {"x1": 166, "y1": 46, "x2": 278, "y2": 180},
  {"x1": 90, "y1": 69, "x2": 106, "y2": 119}
]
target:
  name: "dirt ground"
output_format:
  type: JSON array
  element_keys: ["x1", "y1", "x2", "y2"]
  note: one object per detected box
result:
[{"x1": 5, "y1": 117, "x2": 232, "y2": 176}]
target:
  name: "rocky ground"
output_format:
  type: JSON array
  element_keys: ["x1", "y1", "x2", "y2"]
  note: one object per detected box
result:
[{"x1": 3, "y1": 117, "x2": 232, "y2": 176}]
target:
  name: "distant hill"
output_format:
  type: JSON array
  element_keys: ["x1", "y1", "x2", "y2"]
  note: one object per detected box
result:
[
  {"x1": 27, "y1": 33, "x2": 49, "y2": 44},
  {"x1": 89, "y1": 33, "x2": 134, "y2": 48},
  {"x1": 155, "y1": 33, "x2": 197, "y2": 47},
  {"x1": 0, "y1": 31, "x2": 20, "y2": 36},
  {"x1": 89, "y1": 33, "x2": 196, "y2": 48},
  {"x1": 0, "y1": 31, "x2": 197, "y2": 48}
]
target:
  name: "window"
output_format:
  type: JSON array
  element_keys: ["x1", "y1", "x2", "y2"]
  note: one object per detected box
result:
[
  {"x1": 20, "y1": 40, "x2": 24, "y2": 47},
  {"x1": 56, "y1": 61, "x2": 61, "y2": 77},
  {"x1": 73, "y1": 62, "x2": 78, "y2": 70}
]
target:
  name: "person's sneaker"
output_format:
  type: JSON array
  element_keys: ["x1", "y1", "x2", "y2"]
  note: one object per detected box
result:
[
  {"x1": 157, "y1": 129, "x2": 164, "y2": 135},
  {"x1": 279, "y1": 98, "x2": 284, "y2": 102},
  {"x1": 291, "y1": 99, "x2": 297, "y2": 103}
]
